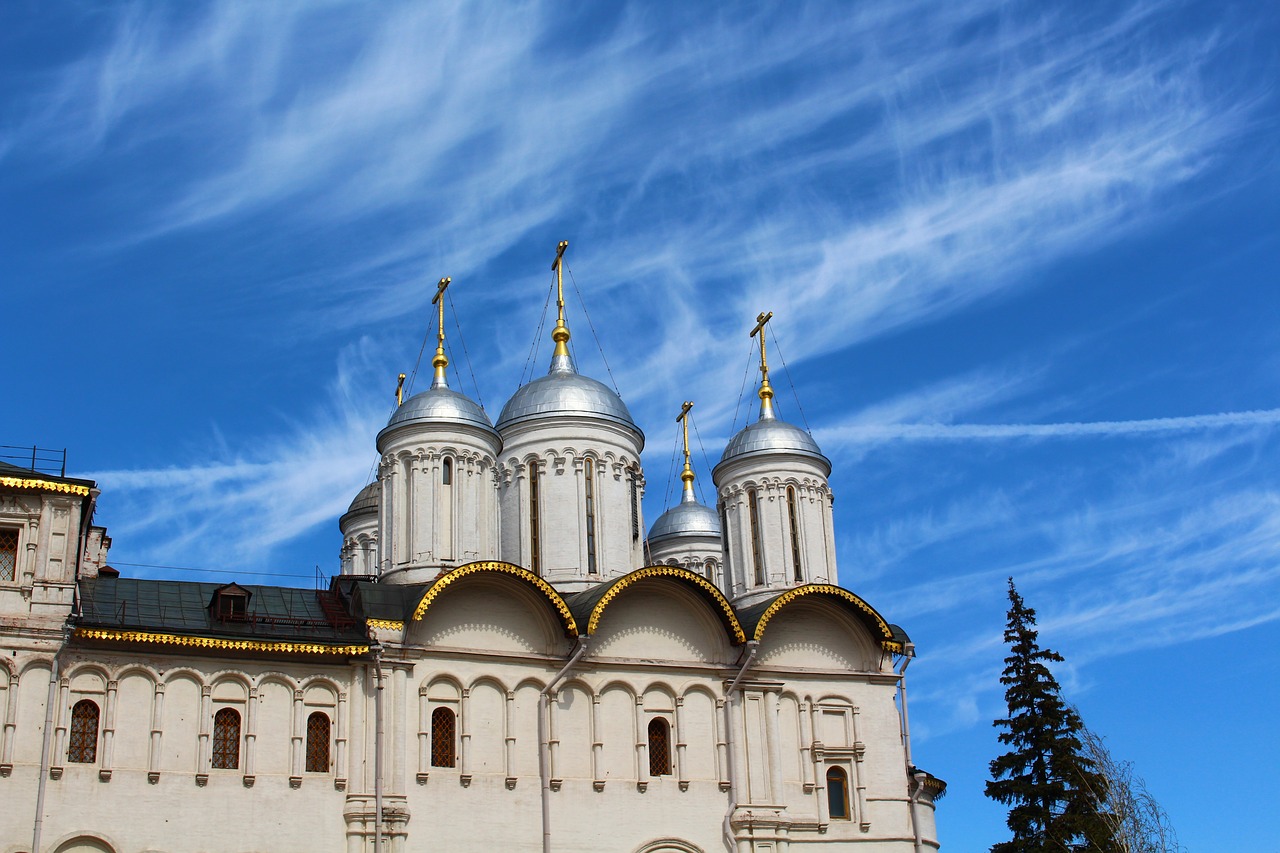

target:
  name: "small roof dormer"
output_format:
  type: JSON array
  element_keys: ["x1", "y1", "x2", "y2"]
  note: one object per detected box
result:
[{"x1": 209, "y1": 582, "x2": 251, "y2": 622}]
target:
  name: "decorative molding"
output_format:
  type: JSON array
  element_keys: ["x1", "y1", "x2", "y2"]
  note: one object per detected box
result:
[
  {"x1": 366, "y1": 619, "x2": 404, "y2": 632},
  {"x1": 587, "y1": 565, "x2": 746, "y2": 644},
  {"x1": 75, "y1": 628, "x2": 369, "y2": 656},
  {"x1": 751, "y1": 584, "x2": 897, "y2": 650},
  {"x1": 0, "y1": 476, "x2": 90, "y2": 496},
  {"x1": 410, "y1": 561, "x2": 577, "y2": 636}
]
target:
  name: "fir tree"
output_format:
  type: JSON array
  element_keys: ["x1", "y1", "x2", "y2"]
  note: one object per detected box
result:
[{"x1": 986, "y1": 579, "x2": 1118, "y2": 852}]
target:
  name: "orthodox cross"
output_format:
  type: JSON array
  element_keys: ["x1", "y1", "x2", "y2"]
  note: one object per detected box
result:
[
  {"x1": 395, "y1": 373, "x2": 406, "y2": 407},
  {"x1": 551, "y1": 241, "x2": 571, "y2": 357},
  {"x1": 430, "y1": 277, "x2": 451, "y2": 386},
  {"x1": 749, "y1": 311, "x2": 776, "y2": 418},
  {"x1": 676, "y1": 401, "x2": 696, "y2": 500}
]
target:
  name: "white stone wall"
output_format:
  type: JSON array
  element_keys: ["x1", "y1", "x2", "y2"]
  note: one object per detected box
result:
[
  {"x1": 0, "y1": 573, "x2": 939, "y2": 853},
  {"x1": 497, "y1": 417, "x2": 646, "y2": 592},
  {"x1": 714, "y1": 453, "x2": 837, "y2": 606}
]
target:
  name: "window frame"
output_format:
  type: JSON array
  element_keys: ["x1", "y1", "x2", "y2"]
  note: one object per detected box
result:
[
  {"x1": 787, "y1": 486, "x2": 803, "y2": 582},
  {"x1": 67, "y1": 698, "x2": 100, "y2": 764},
  {"x1": 826, "y1": 765, "x2": 851, "y2": 820},
  {"x1": 584, "y1": 456, "x2": 598, "y2": 574},
  {"x1": 528, "y1": 460, "x2": 542, "y2": 575},
  {"x1": 647, "y1": 717, "x2": 672, "y2": 777},
  {"x1": 305, "y1": 710, "x2": 331, "y2": 773},
  {"x1": 430, "y1": 706, "x2": 457, "y2": 768},
  {"x1": 748, "y1": 488, "x2": 764, "y2": 586},
  {"x1": 211, "y1": 707, "x2": 242, "y2": 770}
]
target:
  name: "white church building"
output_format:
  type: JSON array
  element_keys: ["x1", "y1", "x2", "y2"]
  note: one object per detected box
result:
[{"x1": 0, "y1": 248, "x2": 944, "y2": 853}]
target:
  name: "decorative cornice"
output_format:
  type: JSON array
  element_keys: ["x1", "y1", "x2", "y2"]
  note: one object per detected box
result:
[
  {"x1": 0, "y1": 476, "x2": 91, "y2": 497},
  {"x1": 366, "y1": 619, "x2": 405, "y2": 632},
  {"x1": 752, "y1": 584, "x2": 897, "y2": 650},
  {"x1": 75, "y1": 628, "x2": 368, "y2": 656},
  {"x1": 588, "y1": 565, "x2": 746, "y2": 644},
  {"x1": 411, "y1": 561, "x2": 578, "y2": 636}
]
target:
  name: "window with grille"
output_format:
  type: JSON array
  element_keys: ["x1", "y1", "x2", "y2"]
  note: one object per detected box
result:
[
  {"x1": 584, "y1": 457, "x2": 598, "y2": 574},
  {"x1": 305, "y1": 711, "x2": 330, "y2": 772},
  {"x1": 528, "y1": 462, "x2": 541, "y2": 575},
  {"x1": 0, "y1": 528, "x2": 17, "y2": 582},
  {"x1": 827, "y1": 766, "x2": 850, "y2": 819},
  {"x1": 431, "y1": 707, "x2": 456, "y2": 767},
  {"x1": 787, "y1": 486, "x2": 803, "y2": 582},
  {"x1": 748, "y1": 489, "x2": 764, "y2": 586},
  {"x1": 630, "y1": 471, "x2": 640, "y2": 541},
  {"x1": 211, "y1": 708, "x2": 241, "y2": 769},
  {"x1": 67, "y1": 699, "x2": 99, "y2": 763},
  {"x1": 647, "y1": 718, "x2": 671, "y2": 776}
]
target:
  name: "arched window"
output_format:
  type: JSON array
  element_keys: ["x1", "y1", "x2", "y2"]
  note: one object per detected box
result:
[
  {"x1": 442, "y1": 457, "x2": 453, "y2": 486},
  {"x1": 211, "y1": 708, "x2": 241, "y2": 770},
  {"x1": 528, "y1": 461, "x2": 542, "y2": 575},
  {"x1": 305, "y1": 711, "x2": 331, "y2": 772},
  {"x1": 647, "y1": 718, "x2": 671, "y2": 776},
  {"x1": 748, "y1": 488, "x2": 764, "y2": 586},
  {"x1": 629, "y1": 471, "x2": 640, "y2": 541},
  {"x1": 826, "y1": 766, "x2": 850, "y2": 820},
  {"x1": 787, "y1": 486, "x2": 803, "y2": 582},
  {"x1": 431, "y1": 707, "x2": 456, "y2": 768},
  {"x1": 704, "y1": 559, "x2": 716, "y2": 581},
  {"x1": 67, "y1": 699, "x2": 99, "y2": 763},
  {"x1": 0, "y1": 527, "x2": 18, "y2": 582},
  {"x1": 584, "y1": 456, "x2": 598, "y2": 574}
]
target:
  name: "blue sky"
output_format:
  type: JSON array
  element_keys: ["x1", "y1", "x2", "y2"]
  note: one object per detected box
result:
[{"x1": 3, "y1": 1, "x2": 1278, "y2": 848}]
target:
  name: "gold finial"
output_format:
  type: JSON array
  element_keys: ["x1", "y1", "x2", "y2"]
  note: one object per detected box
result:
[
  {"x1": 395, "y1": 373, "x2": 406, "y2": 407},
  {"x1": 749, "y1": 311, "x2": 775, "y2": 420},
  {"x1": 430, "y1": 277, "x2": 451, "y2": 388},
  {"x1": 551, "y1": 241, "x2": 571, "y2": 358},
  {"x1": 676, "y1": 401, "x2": 696, "y2": 503}
]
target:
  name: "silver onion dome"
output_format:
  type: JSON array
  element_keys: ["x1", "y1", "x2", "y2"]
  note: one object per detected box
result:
[
  {"x1": 496, "y1": 353, "x2": 641, "y2": 437},
  {"x1": 380, "y1": 386, "x2": 499, "y2": 440},
  {"x1": 718, "y1": 416, "x2": 829, "y2": 470},
  {"x1": 648, "y1": 498, "x2": 720, "y2": 542},
  {"x1": 345, "y1": 481, "x2": 380, "y2": 516}
]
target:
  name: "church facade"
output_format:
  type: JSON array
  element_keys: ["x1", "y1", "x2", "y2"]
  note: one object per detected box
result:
[{"x1": 0, "y1": 256, "x2": 943, "y2": 853}]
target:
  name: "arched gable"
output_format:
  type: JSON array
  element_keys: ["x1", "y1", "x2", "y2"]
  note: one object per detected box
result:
[
  {"x1": 411, "y1": 560, "x2": 577, "y2": 637},
  {"x1": 745, "y1": 584, "x2": 898, "y2": 651},
  {"x1": 582, "y1": 566, "x2": 745, "y2": 644}
]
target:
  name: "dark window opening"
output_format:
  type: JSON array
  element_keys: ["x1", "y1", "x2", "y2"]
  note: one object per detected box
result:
[
  {"x1": 528, "y1": 462, "x2": 541, "y2": 575},
  {"x1": 648, "y1": 718, "x2": 671, "y2": 776},
  {"x1": 306, "y1": 711, "x2": 331, "y2": 772},
  {"x1": 584, "y1": 457, "x2": 598, "y2": 574},
  {"x1": 748, "y1": 489, "x2": 764, "y2": 586},
  {"x1": 212, "y1": 708, "x2": 241, "y2": 770},
  {"x1": 787, "y1": 486, "x2": 803, "y2": 582},
  {"x1": 0, "y1": 528, "x2": 17, "y2": 582},
  {"x1": 431, "y1": 707, "x2": 456, "y2": 768},
  {"x1": 827, "y1": 766, "x2": 850, "y2": 820},
  {"x1": 442, "y1": 458, "x2": 452, "y2": 486},
  {"x1": 68, "y1": 699, "x2": 99, "y2": 763}
]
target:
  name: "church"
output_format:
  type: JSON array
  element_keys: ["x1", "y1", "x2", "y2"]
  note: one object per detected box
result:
[{"x1": 0, "y1": 243, "x2": 944, "y2": 853}]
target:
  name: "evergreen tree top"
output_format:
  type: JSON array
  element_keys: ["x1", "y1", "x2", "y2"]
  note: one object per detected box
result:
[{"x1": 986, "y1": 578, "x2": 1119, "y2": 853}]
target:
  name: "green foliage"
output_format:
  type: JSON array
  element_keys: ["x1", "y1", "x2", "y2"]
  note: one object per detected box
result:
[{"x1": 986, "y1": 579, "x2": 1119, "y2": 852}]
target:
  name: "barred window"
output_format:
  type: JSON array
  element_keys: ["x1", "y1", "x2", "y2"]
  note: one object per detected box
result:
[
  {"x1": 211, "y1": 708, "x2": 241, "y2": 770},
  {"x1": 305, "y1": 711, "x2": 331, "y2": 772},
  {"x1": 67, "y1": 699, "x2": 99, "y2": 763},
  {"x1": 827, "y1": 766, "x2": 850, "y2": 820},
  {"x1": 630, "y1": 471, "x2": 640, "y2": 541},
  {"x1": 647, "y1": 718, "x2": 671, "y2": 776},
  {"x1": 431, "y1": 707, "x2": 456, "y2": 768},
  {"x1": 0, "y1": 528, "x2": 17, "y2": 582}
]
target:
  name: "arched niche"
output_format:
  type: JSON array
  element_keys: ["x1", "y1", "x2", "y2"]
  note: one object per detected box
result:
[
  {"x1": 589, "y1": 574, "x2": 738, "y2": 665},
  {"x1": 755, "y1": 595, "x2": 881, "y2": 672},
  {"x1": 408, "y1": 568, "x2": 571, "y2": 655}
]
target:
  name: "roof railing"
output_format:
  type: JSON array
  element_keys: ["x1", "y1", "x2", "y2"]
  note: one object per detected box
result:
[{"x1": 0, "y1": 445, "x2": 67, "y2": 477}]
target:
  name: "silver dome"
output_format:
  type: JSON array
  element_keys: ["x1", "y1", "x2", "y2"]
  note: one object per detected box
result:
[
  {"x1": 717, "y1": 416, "x2": 829, "y2": 470},
  {"x1": 496, "y1": 355, "x2": 640, "y2": 437},
  {"x1": 648, "y1": 498, "x2": 720, "y2": 542},
  {"x1": 381, "y1": 387, "x2": 498, "y2": 439},
  {"x1": 345, "y1": 481, "x2": 380, "y2": 516}
]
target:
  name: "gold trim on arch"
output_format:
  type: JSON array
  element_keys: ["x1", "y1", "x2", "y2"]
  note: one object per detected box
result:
[
  {"x1": 366, "y1": 619, "x2": 405, "y2": 632},
  {"x1": 76, "y1": 628, "x2": 369, "y2": 656},
  {"x1": 411, "y1": 561, "x2": 578, "y2": 636},
  {"x1": 752, "y1": 584, "x2": 897, "y2": 650},
  {"x1": 587, "y1": 565, "x2": 746, "y2": 644}
]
